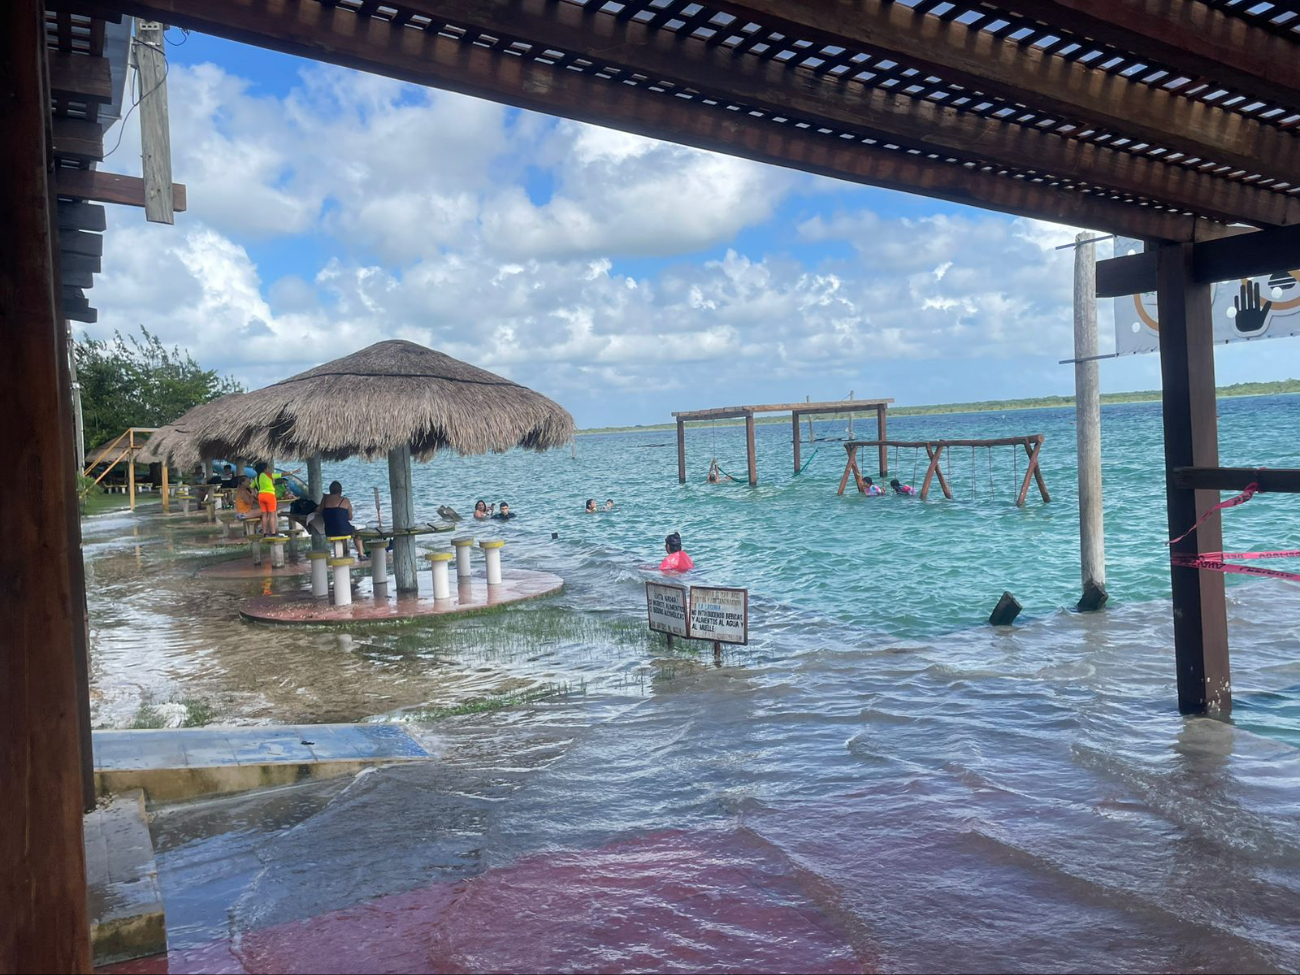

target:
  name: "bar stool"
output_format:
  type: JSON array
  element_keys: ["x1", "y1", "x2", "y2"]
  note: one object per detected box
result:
[
  {"x1": 479, "y1": 539, "x2": 505, "y2": 585},
  {"x1": 329, "y1": 557, "x2": 355, "y2": 606},
  {"x1": 308, "y1": 550, "x2": 330, "y2": 598},
  {"x1": 424, "y1": 550, "x2": 453, "y2": 600},
  {"x1": 452, "y1": 536, "x2": 475, "y2": 582},
  {"x1": 265, "y1": 535, "x2": 289, "y2": 568},
  {"x1": 327, "y1": 535, "x2": 350, "y2": 558}
]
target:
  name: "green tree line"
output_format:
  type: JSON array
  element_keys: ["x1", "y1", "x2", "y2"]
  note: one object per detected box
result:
[{"x1": 77, "y1": 326, "x2": 242, "y2": 450}]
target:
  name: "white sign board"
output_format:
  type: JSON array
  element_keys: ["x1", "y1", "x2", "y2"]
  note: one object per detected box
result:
[
  {"x1": 1112, "y1": 236, "x2": 1300, "y2": 355},
  {"x1": 645, "y1": 582, "x2": 689, "y2": 638},
  {"x1": 688, "y1": 586, "x2": 749, "y2": 645}
]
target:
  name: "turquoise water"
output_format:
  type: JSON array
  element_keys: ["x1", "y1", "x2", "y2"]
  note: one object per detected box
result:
[{"x1": 90, "y1": 395, "x2": 1300, "y2": 973}]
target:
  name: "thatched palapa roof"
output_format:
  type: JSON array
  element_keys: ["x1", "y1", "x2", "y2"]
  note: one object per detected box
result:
[
  {"x1": 137, "y1": 393, "x2": 246, "y2": 468},
  {"x1": 190, "y1": 340, "x2": 574, "y2": 462}
]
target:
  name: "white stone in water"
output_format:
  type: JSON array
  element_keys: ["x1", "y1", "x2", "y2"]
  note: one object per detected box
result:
[{"x1": 154, "y1": 702, "x2": 189, "y2": 728}]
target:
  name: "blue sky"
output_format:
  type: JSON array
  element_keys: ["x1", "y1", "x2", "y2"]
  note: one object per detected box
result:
[{"x1": 88, "y1": 30, "x2": 1300, "y2": 428}]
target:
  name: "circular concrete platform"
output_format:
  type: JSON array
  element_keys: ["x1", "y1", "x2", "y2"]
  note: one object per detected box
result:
[
  {"x1": 239, "y1": 568, "x2": 564, "y2": 625},
  {"x1": 199, "y1": 556, "x2": 314, "y2": 579}
]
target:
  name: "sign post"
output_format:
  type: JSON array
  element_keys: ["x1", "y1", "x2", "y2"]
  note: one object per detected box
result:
[
  {"x1": 689, "y1": 585, "x2": 749, "y2": 661},
  {"x1": 645, "y1": 581, "x2": 689, "y2": 649}
]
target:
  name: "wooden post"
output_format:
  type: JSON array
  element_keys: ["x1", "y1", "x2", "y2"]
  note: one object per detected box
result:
[
  {"x1": 161, "y1": 463, "x2": 170, "y2": 513},
  {"x1": 745, "y1": 412, "x2": 757, "y2": 487},
  {"x1": 837, "y1": 445, "x2": 856, "y2": 496},
  {"x1": 876, "y1": 406, "x2": 888, "y2": 477},
  {"x1": 387, "y1": 444, "x2": 418, "y2": 592},
  {"x1": 127, "y1": 428, "x2": 136, "y2": 510},
  {"x1": 1024, "y1": 439, "x2": 1051, "y2": 503},
  {"x1": 1074, "y1": 233, "x2": 1106, "y2": 605},
  {"x1": 134, "y1": 21, "x2": 175, "y2": 224},
  {"x1": 307, "y1": 454, "x2": 323, "y2": 501},
  {"x1": 806, "y1": 395, "x2": 814, "y2": 443},
  {"x1": 1157, "y1": 243, "x2": 1230, "y2": 715},
  {"x1": 847, "y1": 390, "x2": 854, "y2": 440},
  {"x1": 0, "y1": 0, "x2": 92, "y2": 967},
  {"x1": 676, "y1": 418, "x2": 686, "y2": 484},
  {"x1": 792, "y1": 412, "x2": 801, "y2": 475}
]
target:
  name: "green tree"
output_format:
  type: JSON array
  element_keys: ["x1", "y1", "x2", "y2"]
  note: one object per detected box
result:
[{"x1": 76, "y1": 326, "x2": 242, "y2": 450}]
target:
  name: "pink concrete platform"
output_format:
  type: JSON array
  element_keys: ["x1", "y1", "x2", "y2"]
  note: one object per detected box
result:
[
  {"x1": 238, "y1": 568, "x2": 564, "y2": 625},
  {"x1": 199, "y1": 557, "x2": 314, "y2": 580}
]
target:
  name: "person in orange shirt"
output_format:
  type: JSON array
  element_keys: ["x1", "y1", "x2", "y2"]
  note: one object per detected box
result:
[{"x1": 659, "y1": 532, "x2": 694, "y2": 573}]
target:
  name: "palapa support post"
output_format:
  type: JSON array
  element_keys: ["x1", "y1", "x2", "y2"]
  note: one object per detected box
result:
[
  {"x1": 161, "y1": 464, "x2": 170, "y2": 513},
  {"x1": 307, "y1": 454, "x2": 323, "y2": 503},
  {"x1": 388, "y1": 444, "x2": 418, "y2": 593},
  {"x1": 676, "y1": 418, "x2": 686, "y2": 484},
  {"x1": 876, "y1": 405, "x2": 888, "y2": 478},
  {"x1": 452, "y1": 536, "x2": 474, "y2": 581},
  {"x1": 328, "y1": 535, "x2": 349, "y2": 558},
  {"x1": 128, "y1": 429, "x2": 136, "y2": 509},
  {"x1": 480, "y1": 539, "x2": 505, "y2": 585},
  {"x1": 1, "y1": 2, "x2": 92, "y2": 965},
  {"x1": 792, "y1": 411, "x2": 801, "y2": 476},
  {"x1": 1157, "y1": 242, "x2": 1230, "y2": 715},
  {"x1": 745, "y1": 412, "x2": 758, "y2": 487},
  {"x1": 426, "y1": 551, "x2": 453, "y2": 600},
  {"x1": 330, "y1": 557, "x2": 355, "y2": 606},
  {"x1": 309, "y1": 550, "x2": 329, "y2": 598},
  {"x1": 1074, "y1": 232, "x2": 1106, "y2": 608}
]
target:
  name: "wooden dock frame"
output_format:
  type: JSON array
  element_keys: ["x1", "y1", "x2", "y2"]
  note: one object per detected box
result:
[
  {"x1": 838, "y1": 435, "x2": 1050, "y2": 505},
  {"x1": 672, "y1": 398, "x2": 892, "y2": 487}
]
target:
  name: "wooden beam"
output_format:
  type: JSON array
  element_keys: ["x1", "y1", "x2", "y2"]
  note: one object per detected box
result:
[
  {"x1": 1097, "y1": 223, "x2": 1300, "y2": 296},
  {"x1": 60, "y1": 251, "x2": 100, "y2": 277},
  {"x1": 62, "y1": 288, "x2": 98, "y2": 324},
  {"x1": 56, "y1": 200, "x2": 106, "y2": 232},
  {"x1": 392, "y1": 0, "x2": 1300, "y2": 227},
  {"x1": 676, "y1": 418, "x2": 686, "y2": 484},
  {"x1": 0, "y1": 1, "x2": 92, "y2": 969},
  {"x1": 47, "y1": 49, "x2": 112, "y2": 102},
  {"x1": 1156, "y1": 242, "x2": 1229, "y2": 715},
  {"x1": 64, "y1": 0, "x2": 1234, "y2": 242},
  {"x1": 711, "y1": 0, "x2": 1300, "y2": 186},
  {"x1": 1172, "y1": 466, "x2": 1300, "y2": 494},
  {"x1": 59, "y1": 229, "x2": 103, "y2": 257},
  {"x1": 999, "y1": 0, "x2": 1300, "y2": 116},
  {"x1": 135, "y1": 21, "x2": 175, "y2": 224},
  {"x1": 52, "y1": 117, "x2": 104, "y2": 161},
  {"x1": 745, "y1": 413, "x2": 758, "y2": 487},
  {"x1": 56, "y1": 168, "x2": 187, "y2": 211}
]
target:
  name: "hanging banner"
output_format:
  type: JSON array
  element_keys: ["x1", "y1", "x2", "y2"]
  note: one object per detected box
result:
[
  {"x1": 645, "y1": 582, "x2": 689, "y2": 638},
  {"x1": 1112, "y1": 237, "x2": 1300, "y2": 355},
  {"x1": 688, "y1": 586, "x2": 749, "y2": 645}
]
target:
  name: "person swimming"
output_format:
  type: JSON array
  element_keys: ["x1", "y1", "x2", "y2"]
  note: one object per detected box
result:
[
  {"x1": 890, "y1": 478, "x2": 917, "y2": 496},
  {"x1": 473, "y1": 500, "x2": 491, "y2": 520},
  {"x1": 706, "y1": 459, "x2": 733, "y2": 484},
  {"x1": 492, "y1": 501, "x2": 515, "y2": 520},
  {"x1": 585, "y1": 498, "x2": 598, "y2": 513},
  {"x1": 859, "y1": 475, "x2": 885, "y2": 497},
  {"x1": 604, "y1": 499, "x2": 615, "y2": 511},
  {"x1": 659, "y1": 532, "x2": 694, "y2": 573}
]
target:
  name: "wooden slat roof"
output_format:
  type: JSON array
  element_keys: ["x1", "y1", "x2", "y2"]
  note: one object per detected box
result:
[{"x1": 68, "y1": 0, "x2": 1300, "y2": 241}]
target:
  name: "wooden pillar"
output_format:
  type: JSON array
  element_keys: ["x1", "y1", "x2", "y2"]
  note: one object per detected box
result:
[
  {"x1": 307, "y1": 454, "x2": 323, "y2": 501},
  {"x1": 745, "y1": 412, "x2": 757, "y2": 487},
  {"x1": 792, "y1": 412, "x2": 801, "y2": 475},
  {"x1": 676, "y1": 419, "x2": 686, "y2": 484},
  {"x1": 161, "y1": 463, "x2": 170, "y2": 513},
  {"x1": 0, "y1": 1, "x2": 93, "y2": 968},
  {"x1": 1156, "y1": 243, "x2": 1229, "y2": 715},
  {"x1": 1074, "y1": 233, "x2": 1106, "y2": 606},
  {"x1": 387, "y1": 444, "x2": 418, "y2": 592},
  {"x1": 876, "y1": 406, "x2": 888, "y2": 477},
  {"x1": 127, "y1": 429, "x2": 136, "y2": 510}
]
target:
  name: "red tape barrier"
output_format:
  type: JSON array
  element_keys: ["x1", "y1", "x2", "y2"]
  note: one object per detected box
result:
[{"x1": 1168, "y1": 471, "x2": 1300, "y2": 580}]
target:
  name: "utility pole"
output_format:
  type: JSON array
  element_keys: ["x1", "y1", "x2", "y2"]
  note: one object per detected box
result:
[
  {"x1": 1073, "y1": 232, "x2": 1107, "y2": 610},
  {"x1": 134, "y1": 20, "x2": 174, "y2": 224}
]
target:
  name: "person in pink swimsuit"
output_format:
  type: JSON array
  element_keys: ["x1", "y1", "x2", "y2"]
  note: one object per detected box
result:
[{"x1": 659, "y1": 532, "x2": 694, "y2": 573}]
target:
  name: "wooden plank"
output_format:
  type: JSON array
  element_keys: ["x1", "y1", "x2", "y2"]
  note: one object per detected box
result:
[
  {"x1": 1156, "y1": 242, "x2": 1230, "y2": 716},
  {"x1": 675, "y1": 399, "x2": 893, "y2": 418},
  {"x1": 792, "y1": 412, "x2": 801, "y2": 476},
  {"x1": 876, "y1": 405, "x2": 888, "y2": 479},
  {"x1": 1000, "y1": 0, "x2": 1300, "y2": 115},
  {"x1": 0, "y1": 1, "x2": 93, "y2": 969},
  {"x1": 59, "y1": 264, "x2": 94, "y2": 288},
  {"x1": 135, "y1": 21, "x2": 175, "y2": 224},
  {"x1": 710, "y1": 0, "x2": 1300, "y2": 187},
  {"x1": 55, "y1": 168, "x2": 187, "y2": 210},
  {"x1": 47, "y1": 49, "x2": 112, "y2": 102},
  {"x1": 837, "y1": 445, "x2": 855, "y2": 496},
  {"x1": 60, "y1": 251, "x2": 100, "y2": 276},
  {"x1": 57, "y1": 200, "x2": 106, "y2": 232},
  {"x1": 63, "y1": 0, "x2": 1235, "y2": 242},
  {"x1": 676, "y1": 418, "x2": 686, "y2": 485},
  {"x1": 51, "y1": 116, "x2": 104, "y2": 161},
  {"x1": 1099, "y1": 224, "x2": 1300, "y2": 296},
  {"x1": 395, "y1": 0, "x2": 1300, "y2": 227},
  {"x1": 59, "y1": 229, "x2": 103, "y2": 257},
  {"x1": 920, "y1": 444, "x2": 942, "y2": 500},
  {"x1": 1172, "y1": 467, "x2": 1300, "y2": 494},
  {"x1": 846, "y1": 436, "x2": 1044, "y2": 449},
  {"x1": 1024, "y1": 440, "x2": 1051, "y2": 503},
  {"x1": 62, "y1": 291, "x2": 97, "y2": 323},
  {"x1": 745, "y1": 412, "x2": 757, "y2": 487},
  {"x1": 1096, "y1": 249, "x2": 1156, "y2": 299}
]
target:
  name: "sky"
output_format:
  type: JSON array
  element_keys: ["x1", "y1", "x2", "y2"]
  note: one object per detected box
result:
[{"x1": 86, "y1": 29, "x2": 1300, "y2": 429}]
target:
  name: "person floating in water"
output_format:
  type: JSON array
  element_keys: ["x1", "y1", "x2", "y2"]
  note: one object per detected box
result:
[
  {"x1": 858, "y1": 475, "x2": 885, "y2": 496},
  {"x1": 492, "y1": 501, "x2": 515, "y2": 520},
  {"x1": 706, "y1": 459, "x2": 733, "y2": 484},
  {"x1": 659, "y1": 532, "x2": 694, "y2": 573},
  {"x1": 585, "y1": 498, "x2": 598, "y2": 513},
  {"x1": 604, "y1": 499, "x2": 615, "y2": 511},
  {"x1": 473, "y1": 500, "x2": 491, "y2": 520},
  {"x1": 890, "y1": 478, "x2": 917, "y2": 496}
]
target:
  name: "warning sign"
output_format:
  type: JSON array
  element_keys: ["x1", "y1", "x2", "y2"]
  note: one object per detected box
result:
[
  {"x1": 688, "y1": 586, "x2": 749, "y2": 645},
  {"x1": 645, "y1": 582, "x2": 689, "y2": 638}
]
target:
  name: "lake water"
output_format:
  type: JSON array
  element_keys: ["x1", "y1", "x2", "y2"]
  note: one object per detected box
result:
[{"x1": 91, "y1": 396, "x2": 1300, "y2": 973}]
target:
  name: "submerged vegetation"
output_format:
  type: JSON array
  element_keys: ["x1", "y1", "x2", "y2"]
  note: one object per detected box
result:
[{"x1": 128, "y1": 695, "x2": 218, "y2": 729}]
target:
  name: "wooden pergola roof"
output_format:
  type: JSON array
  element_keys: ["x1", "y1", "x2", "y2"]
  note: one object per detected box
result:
[{"x1": 63, "y1": 0, "x2": 1300, "y2": 244}]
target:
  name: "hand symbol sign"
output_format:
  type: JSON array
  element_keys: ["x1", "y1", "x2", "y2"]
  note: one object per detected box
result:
[{"x1": 1233, "y1": 280, "x2": 1272, "y2": 333}]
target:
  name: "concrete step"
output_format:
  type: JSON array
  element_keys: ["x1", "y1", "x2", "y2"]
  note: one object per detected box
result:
[{"x1": 84, "y1": 790, "x2": 165, "y2": 967}]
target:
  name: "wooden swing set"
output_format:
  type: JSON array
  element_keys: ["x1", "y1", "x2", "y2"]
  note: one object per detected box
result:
[{"x1": 837, "y1": 435, "x2": 1049, "y2": 505}]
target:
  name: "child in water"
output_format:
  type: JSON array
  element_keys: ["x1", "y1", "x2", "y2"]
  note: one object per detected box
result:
[
  {"x1": 659, "y1": 532, "x2": 694, "y2": 573},
  {"x1": 890, "y1": 478, "x2": 917, "y2": 496},
  {"x1": 859, "y1": 475, "x2": 885, "y2": 497}
]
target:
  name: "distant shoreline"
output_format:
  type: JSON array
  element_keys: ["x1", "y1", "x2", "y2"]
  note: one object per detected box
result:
[{"x1": 577, "y1": 380, "x2": 1300, "y2": 435}]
